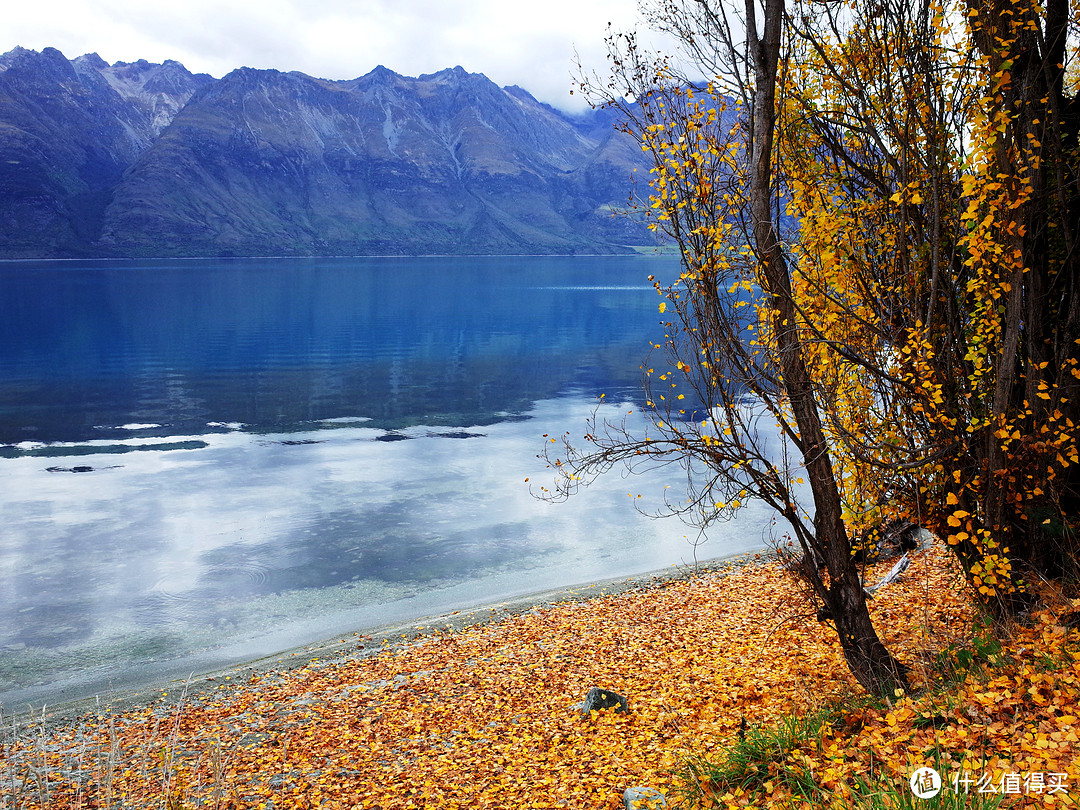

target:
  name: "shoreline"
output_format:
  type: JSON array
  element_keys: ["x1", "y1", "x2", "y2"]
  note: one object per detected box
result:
[
  {"x1": 0, "y1": 251, "x2": 678, "y2": 263},
  {"x1": 8, "y1": 551, "x2": 760, "y2": 728}
]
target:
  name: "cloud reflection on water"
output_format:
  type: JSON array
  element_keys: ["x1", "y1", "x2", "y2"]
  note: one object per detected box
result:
[
  {"x1": 0, "y1": 394, "x2": 774, "y2": 706},
  {"x1": 0, "y1": 257, "x2": 782, "y2": 707}
]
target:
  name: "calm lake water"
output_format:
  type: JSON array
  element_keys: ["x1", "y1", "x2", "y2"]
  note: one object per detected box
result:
[{"x1": 0, "y1": 256, "x2": 773, "y2": 708}]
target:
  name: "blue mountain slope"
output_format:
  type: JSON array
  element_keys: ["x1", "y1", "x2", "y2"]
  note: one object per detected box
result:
[{"x1": 0, "y1": 48, "x2": 657, "y2": 257}]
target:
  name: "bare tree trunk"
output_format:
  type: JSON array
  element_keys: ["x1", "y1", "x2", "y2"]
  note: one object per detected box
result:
[{"x1": 745, "y1": 0, "x2": 907, "y2": 693}]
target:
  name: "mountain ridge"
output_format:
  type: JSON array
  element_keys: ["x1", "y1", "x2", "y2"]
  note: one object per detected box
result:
[{"x1": 0, "y1": 47, "x2": 653, "y2": 258}]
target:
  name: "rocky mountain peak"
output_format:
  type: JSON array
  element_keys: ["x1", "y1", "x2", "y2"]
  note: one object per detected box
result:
[
  {"x1": 72, "y1": 52, "x2": 109, "y2": 71},
  {"x1": 0, "y1": 46, "x2": 77, "y2": 82},
  {"x1": 366, "y1": 64, "x2": 401, "y2": 80},
  {"x1": 0, "y1": 45, "x2": 653, "y2": 258},
  {"x1": 0, "y1": 45, "x2": 33, "y2": 70},
  {"x1": 429, "y1": 65, "x2": 470, "y2": 79}
]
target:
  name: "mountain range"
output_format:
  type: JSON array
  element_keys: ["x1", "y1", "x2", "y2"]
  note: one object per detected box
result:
[{"x1": 0, "y1": 47, "x2": 654, "y2": 258}]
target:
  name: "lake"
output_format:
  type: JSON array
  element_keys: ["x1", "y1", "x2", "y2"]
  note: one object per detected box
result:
[{"x1": 0, "y1": 255, "x2": 773, "y2": 709}]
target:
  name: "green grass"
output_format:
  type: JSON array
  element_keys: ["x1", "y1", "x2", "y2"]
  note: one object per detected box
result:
[
  {"x1": 848, "y1": 764, "x2": 1005, "y2": 809},
  {"x1": 670, "y1": 621, "x2": 1024, "y2": 810},
  {"x1": 674, "y1": 711, "x2": 1008, "y2": 810},
  {"x1": 674, "y1": 708, "x2": 837, "y2": 806}
]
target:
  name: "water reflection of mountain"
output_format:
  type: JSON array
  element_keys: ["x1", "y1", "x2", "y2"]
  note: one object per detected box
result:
[{"x1": 0, "y1": 256, "x2": 677, "y2": 443}]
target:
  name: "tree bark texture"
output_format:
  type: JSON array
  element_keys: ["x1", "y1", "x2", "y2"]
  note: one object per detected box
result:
[{"x1": 745, "y1": 0, "x2": 908, "y2": 692}]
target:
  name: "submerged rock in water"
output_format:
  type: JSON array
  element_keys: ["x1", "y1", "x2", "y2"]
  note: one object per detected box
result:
[{"x1": 46, "y1": 464, "x2": 122, "y2": 473}]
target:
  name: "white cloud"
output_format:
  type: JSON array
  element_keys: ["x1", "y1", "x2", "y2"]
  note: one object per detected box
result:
[{"x1": 3, "y1": 0, "x2": 660, "y2": 111}]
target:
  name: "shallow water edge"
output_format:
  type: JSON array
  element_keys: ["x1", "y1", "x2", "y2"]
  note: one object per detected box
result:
[{"x1": 5, "y1": 551, "x2": 763, "y2": 725}]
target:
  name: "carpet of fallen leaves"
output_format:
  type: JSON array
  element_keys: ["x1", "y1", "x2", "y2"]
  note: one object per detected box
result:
[{"x1": 4, "y1": 541, "x2": 1080, "y2": 809}]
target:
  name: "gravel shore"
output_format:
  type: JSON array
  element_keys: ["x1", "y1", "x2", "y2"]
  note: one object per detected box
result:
[{"x1": 9, "y1": 551, "x2": 760, "y2": 729}]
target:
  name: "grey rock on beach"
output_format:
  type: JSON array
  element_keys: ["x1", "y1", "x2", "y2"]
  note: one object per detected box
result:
[
  {"x1": 623, "y1": 786, "x2": 668, "y2": 809},
  {"x1": 581, "y1": 686, "x2": 629, "y2": 716}
]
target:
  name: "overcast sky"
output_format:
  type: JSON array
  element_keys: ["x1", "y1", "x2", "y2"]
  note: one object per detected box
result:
[{"x1": 3, "y1": 0, "x2": 658, "y2": 112}]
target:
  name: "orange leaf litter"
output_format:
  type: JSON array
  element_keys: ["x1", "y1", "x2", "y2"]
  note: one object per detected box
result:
[{"x1": 4, "y1": 541, "x2": 1079, "y2": 809}]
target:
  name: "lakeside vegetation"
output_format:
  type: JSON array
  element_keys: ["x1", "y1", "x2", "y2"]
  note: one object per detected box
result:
[
  {"x1": 549, "y1": 0, "x2": 1080, "y2": 700},
  {"x1": 2, "y1": 540, "x2": 1078, "y2": 808}
]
